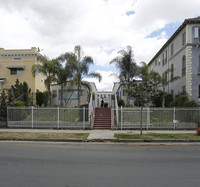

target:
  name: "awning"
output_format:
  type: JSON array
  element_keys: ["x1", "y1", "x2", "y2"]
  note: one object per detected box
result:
[
  {"x1": 0, "y1": 78, "x2": 6, "y2": 82},
  {"x1": 7, "y1": 65, "x2": 25, "y2": 69}
]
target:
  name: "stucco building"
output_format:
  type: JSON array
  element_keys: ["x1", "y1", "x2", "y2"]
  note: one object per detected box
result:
[
  {"x1": 0, "y1": 47, "x2": 46, "y2": 95},
  {"x1": 148, "y1": 17, "x2": 200, "y2": 104},
  {"x1": 51, "y1": 81, "x2": 97, "y2": 107}
]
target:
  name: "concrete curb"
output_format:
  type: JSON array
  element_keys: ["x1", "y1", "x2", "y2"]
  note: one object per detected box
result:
[
  {"x1": 0, "y1": 138, "x2": 83, "y2": 142},
  {"x1": 0, "y1": 138, "x2": 200, "y2": 143}
]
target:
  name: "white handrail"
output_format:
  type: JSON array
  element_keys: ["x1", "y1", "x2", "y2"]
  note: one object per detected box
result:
[{"x1": 115, "y1": 92, "x2": 119, "y2": 125}]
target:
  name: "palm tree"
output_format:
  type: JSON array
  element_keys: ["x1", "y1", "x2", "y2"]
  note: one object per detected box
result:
[
  {"x1": 32, "y1": 55, "x2": 59, "y2": 106},
  {"x1": 157, "y1": 68, "x2": 180, "y2": 107},
  {"x1": 59, "y1": 45, "x2": 102, "y2": 107},
  {"x1": 110, "y1": 46, "x2": 139, "y2": 105}
]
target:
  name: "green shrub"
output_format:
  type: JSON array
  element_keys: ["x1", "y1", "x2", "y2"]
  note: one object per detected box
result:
[
  {"x1": 165, "y1": 94, "x2": 173, "y2": 107},
  {"x1": 0, "y1": 89, "x2": 7, "y2": 117},
  {"x1": 13, "y1": 101, "x2": 27, "y2": 120},
  {"x1": 36, "y1": 91, "x2": 48, "y2": 106},
  {"x1": 13, "y1": 101, "x2": 25, "y2": 107},
  {"x1": 184, "y1": 100, "x2": 198, "y2": 107},
  {"x1": 118, "y1": 99, "x2": 125, "y2": 107}
]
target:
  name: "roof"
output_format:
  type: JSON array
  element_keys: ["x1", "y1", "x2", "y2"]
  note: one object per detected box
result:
[{"x1": 148, "y1": 16, "x2": 200, "y2": 66}]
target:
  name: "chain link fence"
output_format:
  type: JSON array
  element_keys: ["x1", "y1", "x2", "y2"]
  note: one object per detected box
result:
[{"x1": 7, "y1": 107, "x2": 90, "y2": 129}]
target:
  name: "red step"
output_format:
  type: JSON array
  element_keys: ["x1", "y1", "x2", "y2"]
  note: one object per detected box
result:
[{"x1": 93, "y1": 108, "x2": 111, "y2": 129}]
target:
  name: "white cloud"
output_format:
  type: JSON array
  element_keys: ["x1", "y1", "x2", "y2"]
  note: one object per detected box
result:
[{"x1": 0, "y1": 0, "x2": 200, "y2": 90}]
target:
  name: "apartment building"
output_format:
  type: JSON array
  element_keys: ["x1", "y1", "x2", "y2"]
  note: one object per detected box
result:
[
  {"x1": 51, "y1": 81, "x2": 97, "y2": 107},
  {"x1": 0, "y1": 47, "x2": 46, "y2": 95},
  {"x1": 148, "y1": 17, "x2": 200, "y2": 104}
]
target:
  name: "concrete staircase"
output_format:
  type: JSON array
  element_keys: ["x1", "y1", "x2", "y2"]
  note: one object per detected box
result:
[{"x1": 93, "y1": 108, "x2": 111, "y2": 129}]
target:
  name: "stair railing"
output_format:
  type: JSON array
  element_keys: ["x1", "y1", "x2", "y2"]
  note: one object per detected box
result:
[
  {"x1": 89, "y1": 92, "x2": 94, "y2": 128},
  {"x1": 115, "y1": 92, "x2": 119, "y2": 125}
]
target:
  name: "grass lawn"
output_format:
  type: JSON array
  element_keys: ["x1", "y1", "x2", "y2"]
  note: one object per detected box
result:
[
  {"x1": 114, "y1": 133, "x2": 200, "y2": 140},
  {"x1": 0, "y1": 132, "x2": 89, "y2": 140}
]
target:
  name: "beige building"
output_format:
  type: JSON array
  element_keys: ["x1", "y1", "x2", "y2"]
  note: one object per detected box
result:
[
  {"x1": 0, "y1": 47, "x2": 46, "y2": 95},
  {"x1": 51, "y1": 81, "x2": 97, "y2": 107}
]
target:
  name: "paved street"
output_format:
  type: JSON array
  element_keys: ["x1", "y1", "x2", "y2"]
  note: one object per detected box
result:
[{"x1": 0, "y1": 142, "x2": 200, "y2": 187}]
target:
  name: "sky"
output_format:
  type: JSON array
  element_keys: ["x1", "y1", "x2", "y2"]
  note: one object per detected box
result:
[{"x1": 0, "y1": 0, "x2": 200, "y2": 91}]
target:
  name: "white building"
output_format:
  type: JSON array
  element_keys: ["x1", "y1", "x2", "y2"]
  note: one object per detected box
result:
[{"x1": 148, "y1": 17, "x2": 200, "y2": 104}]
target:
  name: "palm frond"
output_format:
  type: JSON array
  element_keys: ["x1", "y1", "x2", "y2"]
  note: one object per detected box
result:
[{"x1": 88, "y1": 72, "x2": 102, "y2": 82}]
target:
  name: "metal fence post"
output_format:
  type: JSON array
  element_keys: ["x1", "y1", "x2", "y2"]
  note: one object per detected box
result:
[
  {"x1": 147, "y1": 107, "x2": 150, "y2": 130},
  {"x1": 32, "y1": 106, "x2": 34, "y2": 129},
  {"x1": 58, "y1": 107, "x2": 60, "y2": 129},
  {"x1": 173, "y1": 107, "x2": 176, "y2": 130},
  {"x1": 83, "y1": 107, "x2": 85, "y2": 130},
  {"x1": 121, "y1": 106, "x2": 123, "y2": 130},
  {"x1": 7, "y1": 107, "x2": 9, "y2": 127}
]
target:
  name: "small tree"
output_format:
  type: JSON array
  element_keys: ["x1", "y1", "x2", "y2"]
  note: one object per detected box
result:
[
  {"x1": 0, "y1": 89, "x2": 7, "y2": 118},
  {"x1": 7, "y1": 79, "x2": 32, "y2": 106},
  {"x1": 127, "y1": 80, "x2": 159, "y2": 135},
  {"x1": 126, "y1": 62, "x2": 160, "y2": 134}
]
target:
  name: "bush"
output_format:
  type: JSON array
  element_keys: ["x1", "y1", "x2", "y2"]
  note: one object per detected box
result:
[
  {"x1": 197, "y1": 127, "x2": 200, "y2": 136},
  {"x1": 170, "y1": 95, "x2": 188, "y2": 107},
  {"x1": 13, "y1": 101, "x2": 27, "y2": 120},
  {"x1": 36, "y1": 91, "x2": 48, "y2": 106},
  {"x1": 118, "y1": 99, "x2": 125, "y2": 107},
  {"x1": 184, "y1": 100, "x2": 198, "y2": 107},
  {"x1": 165, "y1": 94, "x2": 173, "y2": 107},
  {"x1": 0, "y1": 89, "x2": 7, "y2": 117},
  {"x1": 13, "y1": 101, "x2": 25, "y2": 107}
]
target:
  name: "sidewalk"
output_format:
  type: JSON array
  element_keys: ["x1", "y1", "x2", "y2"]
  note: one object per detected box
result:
[{"x1": 0, "y1": 128, "x2": 196, "y2": 140}]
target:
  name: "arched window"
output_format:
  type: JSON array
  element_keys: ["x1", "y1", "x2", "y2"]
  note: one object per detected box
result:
[
  {"x1": 171, "y1": 64, "x2": 174, "y2": 79},
  {"x1": 182, "y1": 55, "x2": 186, "y2": 76},
  {"x1": 198, "y1": 55, "x2": 200, "y2": 73}
]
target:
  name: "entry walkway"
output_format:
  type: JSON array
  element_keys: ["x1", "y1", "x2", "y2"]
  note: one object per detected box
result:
[{"x1": 0, "y1": 129, "x2": 196, "y2": 140}]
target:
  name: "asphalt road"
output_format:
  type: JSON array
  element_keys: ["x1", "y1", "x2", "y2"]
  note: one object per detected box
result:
[{"x1": 0, "y1": 142, "x2": 200, "y2": 187}]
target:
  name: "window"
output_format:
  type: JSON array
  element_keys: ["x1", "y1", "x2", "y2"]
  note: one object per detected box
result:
[
  {"x1": 194, "y1": 27, "x2": 199, "y2": 38},
  {"x1": 198, "y1": 55, "x2": 200, "y2": 74},
  {"x1": 182, "y1": 32, "x2": 186, "y2": 45},
  {"x1": 171, "y1": 90, "x2": 174, "y2": 97},
  {"x1": 158, "y1": 58, "x2": 160, "y2": 65},
  {"x1": 81, "y1": 90, "x2": 85, "y2": 96},
  {"x1": 10, "y1": 68, "x2": 24, "y2": 75},
  {"x1": 193, "y1": 26, "x2": 200, "y2": 42},
  {"x1": 155, "y1": 59, "x2": 157, "y2": 66},
  {"x1": 171, "y1": 44, "x2": 174, "y2": 56},
  {"x1": 199, "y1": 85, "x2": 200, "y2": 98},
  {"x1": 162, "y1": 53, "x2": 164, "y2": 66},
  {"x1": 182, "y1": 85, "x2": 186, "y2": 95},
  {"x1": 182, "y1": 55, "x2": 186, "y2": 76},
  {"x1": 123, "y1": 89, "x2": 128, "y2": 96},
  {"x1": 165, "y1": 50, "x2": 167, "y2": 64},
  {"x1": 171, "y1": 64, "x2": 174, "y2": 79},
  {"x1": 13, "y1": 57, "x2": 22, "y2": 61}
]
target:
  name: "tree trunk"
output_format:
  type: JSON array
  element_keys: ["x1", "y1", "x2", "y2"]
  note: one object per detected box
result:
[
  {"x1": 60, "y1": 84, "x2": 64, "y2": 107},
  {"x1": 162, "y1": 93, "x2": 165, "y2": 108},
  {"x1": 140, "y1": 106, "x2": 143, "y2": 135},
  {"x1": 47, "y1": 87, "x2": 51, "y2": 106},
  {"x1": 78, "y1": 85, "x2": 81, "y2": 107}
]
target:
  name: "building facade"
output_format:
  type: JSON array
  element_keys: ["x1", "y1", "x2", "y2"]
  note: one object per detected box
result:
[
  {"x1": 51, "y1": 81, "x2": 97, "y2": 107},
  {"x1": 0, "y1": 47, "x2": 46, "y2": 95},
  {"x1": 148, "y1": 17, "x2": 200, "y2": 104}
]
